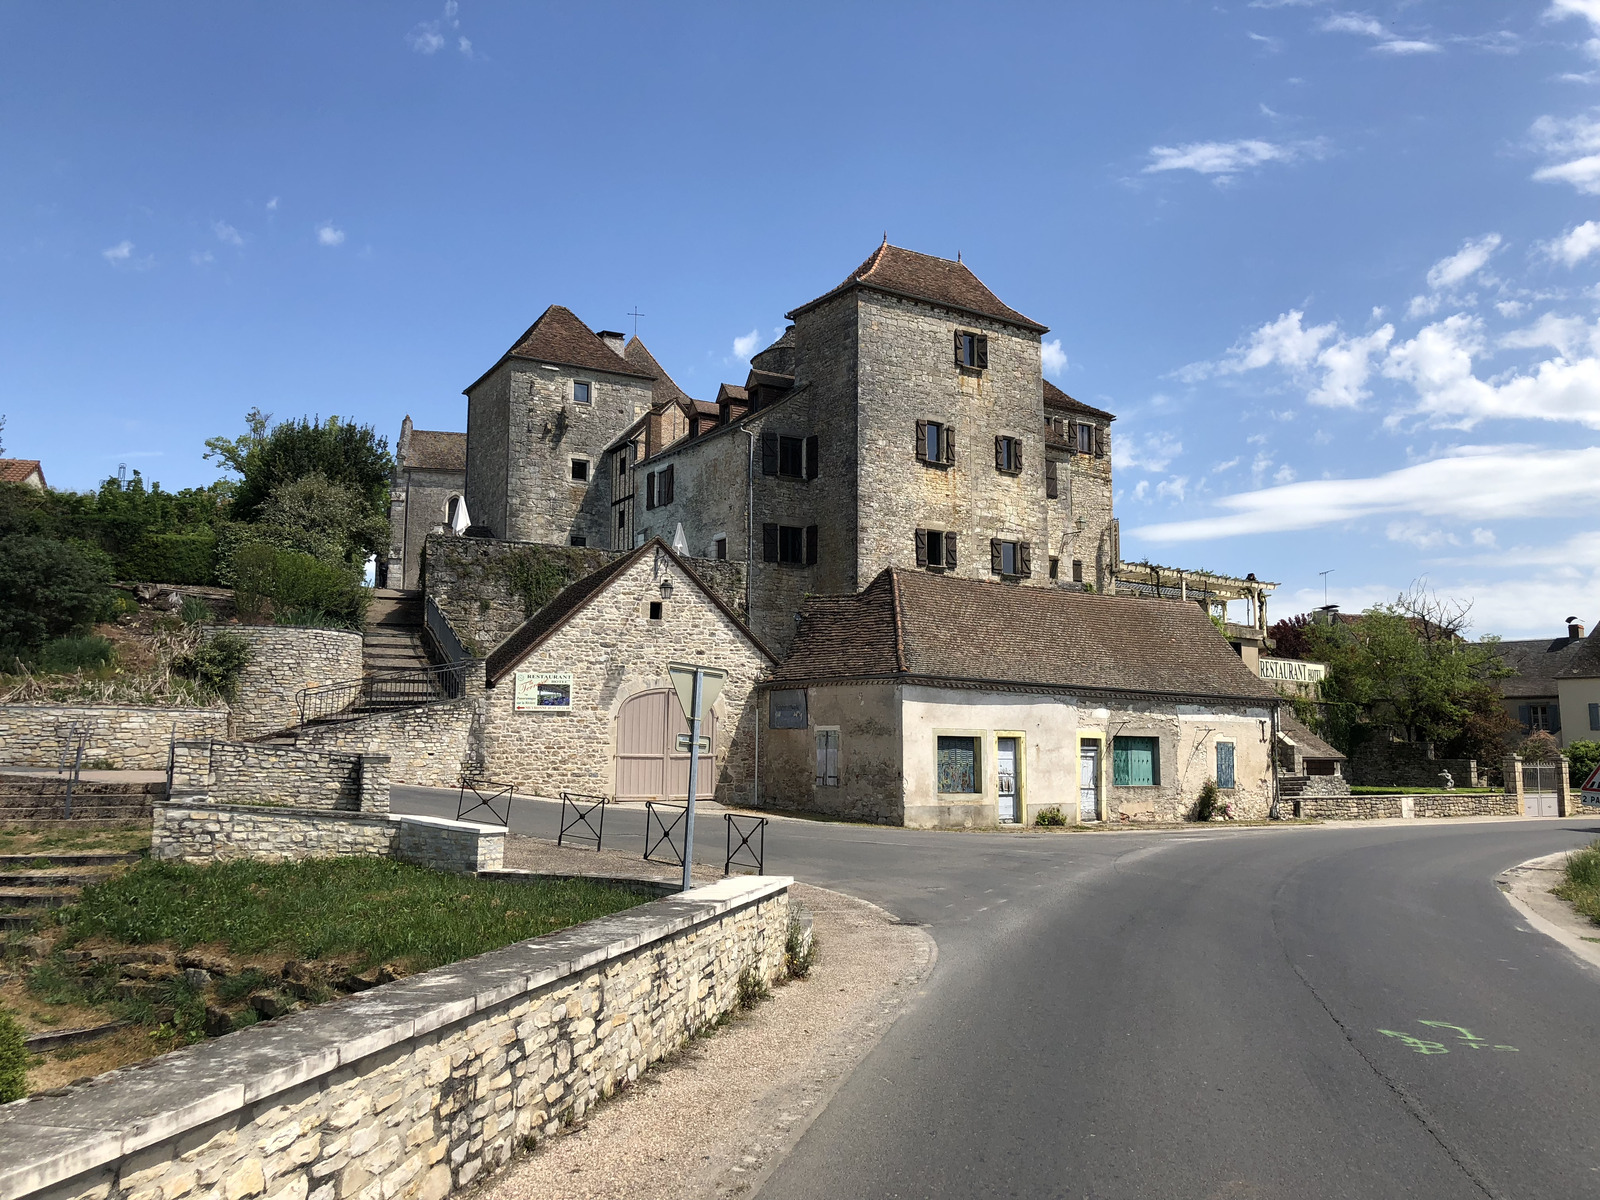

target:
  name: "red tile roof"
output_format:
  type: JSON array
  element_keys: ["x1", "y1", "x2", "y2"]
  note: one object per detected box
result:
[
  {"x1": 773, "y1": 569, "x2": 1279, "y2": 702},
  {"x1": 1043, "y1": 380, "x2": 1116, "y2": 422},
  {"x1": 788, "y1": 242, "x2": 1047, "y2": 333},
  {"x1": 500, "y1": 306, "x2": 656, "y2": 379},
  {"x1": 0, "y1": 459, "x2": 44, "y2": 486}
]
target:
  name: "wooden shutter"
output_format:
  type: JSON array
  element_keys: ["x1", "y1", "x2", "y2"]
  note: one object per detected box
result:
[
  {"x1": 1518, "y1": 704, "x2": 1531, "y2": 730},
  {"x1": 805, "y1": 525, "x2": 818, "y2": 565},
  {"x1": 1590, "y1": 702, "x2": 1599, "y2": 730},
  {"x1": 761, "y1": 431, "x2": 778, "y2": 475},
  {"x1": 942, "y1": 424, "x2": 955, "y2": 465},
  {"x1": 1094, "y1": 425, "x2": 1105, "y2": 458},
  {"x1": 990, "y1": 539, "x2": 1002, "y2": 573},
  {"x1": 645, "y1": 472, "x2": 656, "y2": 510},
  {"x1": 1551, "y1": 705, "x2": 1562, "y2": 733},
  {"x1": 762, "y1": 524, "x2": 779, "y2": 563},
  {"x1": 953, "y1": 331, "x2": 964, "y2": 366},
  {"x1": 1019, "y1": 542, "x2": 1032, "y2": 577},
  {"x1": 1046, "y1": 459, "x2": 1059, "y2": 499},
  {"x1": 1011, "y1": 439, "x2": 1022, "y2": 473},
  {"x1": 915, "y1": 529, "x2": 928, "y2": 567},
  {"x1": 915, "y1": 420, "x2": 928, "y2": 462},
  {"x1": 805, "y1": 434, "x2": 819, "y2": 479},
  {"x1": 944, "y1": 531, "x2": 957, "y2": 567},
  {"x1": 994, "y1": 436, "x2": 1005, "y2": 470},
  {"x1": 663, "y1": 463, "x2": 675, "y2": 504},
  {"x1": 976, "y1": 335, "x2": 988, "y2": 369}
]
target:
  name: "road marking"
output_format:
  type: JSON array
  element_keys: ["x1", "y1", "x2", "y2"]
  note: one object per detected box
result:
[{"x1": 1378, "y1": 1020, "x2": 1518, "y2": 1054}]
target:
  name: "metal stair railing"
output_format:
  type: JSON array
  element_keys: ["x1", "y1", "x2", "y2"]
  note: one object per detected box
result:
[{"x1": 296, "y1": 661, "x2": 470, "y2": 726}]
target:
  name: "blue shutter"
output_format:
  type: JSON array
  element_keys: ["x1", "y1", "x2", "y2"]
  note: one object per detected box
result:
[
  {"x1": 1112, "y1": 740, "x2": 1131, "y2": 786},
  {"x1": 1589, "y1": 702, "x2": 1599, "y2": 731},
  {"x1": 1519, "y1": 704, "x2": 1531, "y2": 730},
  {"x1": 1550, "y1": 705, "x2": 1561, "y2": 733},
  {"x1": 1115, "y1": 737, "x2": 1156, "y2": 786},
  {"x1": 1216, "y1": 742, "x2": 1236, "y2": 790}
]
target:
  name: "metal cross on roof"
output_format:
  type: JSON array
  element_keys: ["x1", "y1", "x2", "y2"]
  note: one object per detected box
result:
[{"x1": 628, "y1": 306, "x2": 644, "y2": 336}]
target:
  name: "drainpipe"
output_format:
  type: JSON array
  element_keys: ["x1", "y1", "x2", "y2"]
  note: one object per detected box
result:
[
  {"x1": 1268, "y1": 700, "x2": 1283, "y2": 820},
  {"x1": 746, "y1": 428, "x2": 755, "y2": 615}
]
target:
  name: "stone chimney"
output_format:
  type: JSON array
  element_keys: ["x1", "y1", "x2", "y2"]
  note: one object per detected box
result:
[
  {"x1": 597, "y1": 330, "x2": 626, "y2": 357},
  {"x1": 1568, "y1": 615, "x2": 1586, "y2": 640}
]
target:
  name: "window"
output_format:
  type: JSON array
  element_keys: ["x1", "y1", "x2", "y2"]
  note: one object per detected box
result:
[
  {"x1": 1049, "y1": 556, "x2": 1059, "y2": 580},
  {"x1": 761, "y1": 432, "x2": 819, "y2": 479},
  {"x1": 915, "y1": 529, "x2": 957, "y2": 569},
  {"x1": 954, "y1": 331, "x2": 989, "y2": 370},
  {"x1": 714, "y1": 536, "x2": 727, "y2": 561},
  {"x1": 570, "y1": 458, "x2": 590, "y2": 482},
  {"x1": 1521, "y1": 703, "x2": 1559, "y2": 732},
  {"x1": 770, "y1": 689, "x2": 808, "y2": 729},
  {"x1": 1045, "y1": 458, "x2": 1059, "y2": 498},
  {"x1": 990, "y1": 539, "x2": 1031, "y2": 578},
  {"x1": 1112, "y1": 736, "x2": 1160, "y2": 787},
  {"x1": 937, "y1": 735, "x2": 980, "y2": 793},
  {"x1": 1216, "y1": 741, "x2": 1236, "y2": 790},
  {"x1": 645, "y1": 464, "x2": 675, "y2": 509},
  {"x1": 648, "y1": 600, "x2": 663, "y2": 621},
  {"x1": 1072, "y1": 559, "x2": 1083, "y2": 584},
  {"x1": 573, "y1": 381, "x2": 591, "y2": 405},
  {"x1": 916, "y1": 420, "x2": 954, "y2": 466},
  {"x1": 569, "y1": 536, "x2": 587, "y2": 548},
  {"x1": 617, "y1": 510, "x2": 627, "y2": 531},
  {"x1": 995, "y1": 436, "x2": 1022, "y2": 474},
  {"x1": 1076, "y1": 423, "x2": 1094, "y2": 454},
  {"x1": 815, "y1": 729, "x2": 840, "y2": 787},
  {"x1": 764, "y1": 523, "x2": 818, "y2": 565}
]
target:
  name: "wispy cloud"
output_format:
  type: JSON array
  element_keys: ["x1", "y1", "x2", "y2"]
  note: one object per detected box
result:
[
  {"x1": 1113, "y1": 431, "x2": 1183, "y2": 473},
  {"x1": 190, "y1": 250, "x2": 214, "y2": 266},
  {"x1": 316, "y1": 223, "x2": 345, "y2": 247},
  {"x1": 732, "y1": 329, "x2": 760, "y2": 360},
  {"x1": 1320, "y1": 11, "x2": 1441, "y2": 54},
  {"x1": 213, "y1": 220, "x2": 244, "y2": 247},
  {"x1": 102, "y1": 240, "x2": 153, "y2": 269},
  {"x1": 1530, "y1": 110, "x2": 1600, "y2": 194},
  {"x1": 266, "y1": 197, "x2": 279, "y2": 212},
  {"x1": 408, "y1": 1, "x2": 474, "y2": 57},
  {"x1": 1041, "y1": 338, "x2": 1068, "y2": 377},
  {"x1": 1543, "y1": 219, "x2": 1600, "y2": 265},
  {"x1": 1408, "y1": 232, "x2": 1501, "y2": 317},
  {"x1": 1144, "y1": 137, "x2": 1323, "y2": 181}
]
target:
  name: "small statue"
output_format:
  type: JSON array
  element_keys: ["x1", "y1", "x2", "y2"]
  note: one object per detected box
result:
[{"x1": 1438, "y1": 769, "x2": 1454, "y2": 792}]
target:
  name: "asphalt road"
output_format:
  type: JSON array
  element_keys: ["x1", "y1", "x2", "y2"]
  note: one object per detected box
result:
[{"x1": 390, "y1": 788, "x2": 1600, "y2": 1199}]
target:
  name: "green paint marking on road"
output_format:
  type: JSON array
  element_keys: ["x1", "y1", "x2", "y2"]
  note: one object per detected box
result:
[{"x1": 1378, "y1": 1020, "x2": 1518, "y2": 1054}]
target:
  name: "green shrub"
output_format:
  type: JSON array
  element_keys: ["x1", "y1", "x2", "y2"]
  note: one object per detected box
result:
[
  {"x1": 1567, "y1": 740, "x2": 1600, "y2": 789},
  {"x1": 1193, "y1": 779, "x2": 1221, "y2": 822},
  {"x1": 785, "y1": 915, "x2": 818, "y2": 980},
  {"x1": 1032, "y1": 806, "x2": 1068, "y2": 827},
  {"x1": 0, "y1": 1006, "x2": 27, "y2": 1102},
  {"x1": 230, "y1": 543, "x2": 367, "y2": 629},
  {"x1": 179, "y1": 595, "x2": 213, "y2": 625},
  {"x1": 173, "y1": 632, "x2": 251, "y2": 702},
  {"x1": 38, "y1": 635, "x2": 115, "y2": 674},
  {"x1": 0, "y1": 534, "x2": 115, "y2": 658},
  {"x1": 736, "y1": 965, "x2": 771, "y2": 1010},
  {"x1": 1556, "y1": 840, "x2": 1600, "y2": 926},
  {"x1": 117, "y1": 531, "x2": 218, "y2": 586}
]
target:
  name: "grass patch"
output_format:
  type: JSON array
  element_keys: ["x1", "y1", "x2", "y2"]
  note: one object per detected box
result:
[
  {"x1": 58, "y1": 856, "x2": 647, "y2": 972},
  {"x1": 1554, "y1": 840, "x2": 1600, "y2": 926},
  {"x1": 0, "y1": 824, "x2": 149, "y2": 857}
]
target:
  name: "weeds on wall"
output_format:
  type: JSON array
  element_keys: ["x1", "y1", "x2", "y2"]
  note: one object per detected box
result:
[
  {"x1": 784, "y1": 914, "x2": 818, "y2": 980},
  {"x1": 498, "y1": 550, "x2": 582, "y2": 619}
]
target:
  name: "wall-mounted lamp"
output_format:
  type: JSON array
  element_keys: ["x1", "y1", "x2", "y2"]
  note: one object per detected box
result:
[{"x1": 659, "y1": 578, "x2": 675, "y2": 601}]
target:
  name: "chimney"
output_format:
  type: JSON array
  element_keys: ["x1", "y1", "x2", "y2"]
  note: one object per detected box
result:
[
  {"x1": 1567, "y1": 615, "x2": 1586, "y2": 640},
  {"x1": 597, "y1": 330, "x2": 626, "y2": 357}
]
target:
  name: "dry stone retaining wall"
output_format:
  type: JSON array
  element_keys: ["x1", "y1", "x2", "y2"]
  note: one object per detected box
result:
[
  {"x1": 0, "y1": 705, "x2": 229, "y2": 769},
  {"x1": 0, "y1": 876, "x2": 792, "y2": 1200},
  {"x1": 209, "y1": 626, "x2": 365, "y2": 739},
  {"x1": 1294, "y1": 792, "x2": 1522, "y2": 819},
  {"x1": 169, "y1": 741, "x2": 390, "y2": 813},
  {"x1": 289, "y1": 700, "x2": 478, "y2": 788}
]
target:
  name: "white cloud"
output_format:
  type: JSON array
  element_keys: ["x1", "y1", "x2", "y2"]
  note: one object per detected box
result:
[
  {"x1": 316, "y1": 223, "x2": 345, "y2": 247},
  {"x1": 407, "y1": 24, "x2": 445, "y2": 53},
  {"x1": 459, "y1": 36, "x2": 472, "y2": 55},
  {"x1": 266, "y1": 196, "x2": 279, "y2": 211},
  {"x1": 1548, "y1": 1, "x2": 1600, "y2": 33},
  {"x1": 1131, "y1": 480, "x2": 1150, "y2": 502},
  {"x1": 1425, "y1": 233, "x2": 1501, "y2": 290},
  {"x1": 1307, "y1": 324, "x2": 1394, "y2": 407},
  {"x1": 1530, "y1": 111, "x2": 1600, "y2": 194},
  {"x1": 1544, "y1": 219, "x2": 1600, "y2": 265},
  {"x1": 1217, "y1": 309, "x2": 1337, "y2": 374},
  {"x1": 409, "y1": 2, "x2": 471, "y2": 57},
  {"x1": 1041, "y1": 339, "x2": 1068, "y2": 377},
  {"x1": 1212, "y1": 456, "x2": 1241, "y2": 473},
  {"x1": 1156, "y1": 476, "x2": 1190, "y2": 501},
  {"x1": 102, "y1": 240, "x2": 133, "y2": 263},
  {"x1": 213, "y1": 221, "x2": 244, "y2": 247},
  {"x1": 1113, "y1": 431, "x2": 1183, "y2": 473},
  {"x1": 190, "y1": 250, "x2": 214, "y2": 266},
  {"x1": 731, "y1": 329, "x2": 760, "y2": 359},
  {"x1": 1134, "y1": 445, "x2": 1600, "y2": 542},
  {"x1": 1274, "y1": 464, "x2": 1298, "y2": 484},
  {"x1": 1386, "y1": 519, "x2": 1458, "y2": 549},
  {"x1": 1471, "y1": 527, "x2": 1498, "y2": 546},
  {"x1": 1143, "y1": 138, "x2": 1321, "y2": 181},
  {"x1": 1320, "y1": 11, "x2": 1441, "y2": 54},
  {"x1": 1186, "y1": 309, "x2": 1392, "y2": 410}
]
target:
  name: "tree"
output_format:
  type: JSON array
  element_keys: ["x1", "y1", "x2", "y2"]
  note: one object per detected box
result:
[
  {"x1": 255, "y1": 472, "x2": 389, "y2": 564},
  {"x1": 1268, "y1": 614, "x2": 1313, "y2": 660},
  {"x1": 207, "y1": 411, "x2": 391, "y2": 525},
  {"x1": 0, "y1": 535, "x2": 114, "y2": 660},
  {"x1": 1567, "y1": 740, "x2": 1600, "y2": 788}
]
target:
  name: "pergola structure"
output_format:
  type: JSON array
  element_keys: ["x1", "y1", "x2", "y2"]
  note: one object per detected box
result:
[{"x1": 1112, "y1": 560, "x2": 1278, "y2": 636}]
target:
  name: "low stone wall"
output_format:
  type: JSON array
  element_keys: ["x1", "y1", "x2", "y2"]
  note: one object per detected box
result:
[
  {"x1": 0, "y1": 704, "x2": 229, "y2": 769},
  {"x1": 1294, "y1": 793, "x2": 1405, "y2": 820},
  {"x1": 1295, "y1": 792, "x2": 1524, "y2": 819},
  {"x1": 1414, "y1": 792, "x2": 1522, "y2": 818},
  {"x1": 169, "y1": 740, "x2": 390, "y2": 814},
  {"x1": 208, "y1": 626, "x2": 365, "y2": 739},
  {"x1": 394, "y1": 814, "x2": 506, "y2": 874},
  {"x1": 289, "y1": 700, "x2": 477, "y2": 788},
  {"x1": 152, "y1": 802, "x2": 397, "y2": 863},
  {"x1": 0, "y1": 875, "x2": 791, "y2": 1200}
]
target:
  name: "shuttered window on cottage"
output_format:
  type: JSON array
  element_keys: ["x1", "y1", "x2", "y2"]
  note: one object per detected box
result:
[
  {"x1": 916, "y1": 529, "x2": 954, "y2": 569},
  {"x1": 915, "y1": 528, "x2": 928, "y2": 567},
  {"x1": 1113, "y1": 736, "x2": 1160, "y2": 786},
  {"x1": 1094, "y1": 425, "x2": 1106, "y2": 458},
  {"x1": 990, "y1": 539, "x2": 1029, "y2": 577},
  {"x1": 646, "y1": 472, "x2": 657, "y2": 510},
  {"x1": 761, "y1": 431, "x2": 779, "y2": 476},
  {"x1": 995, "y1": 436, "x2": 1022, "y2": 474},
  {"x1": 954, "y1": 331, "x2": 989, "y2": 369},
  {"x1": 1076, "y1": 423, "x2": 1094, "y2": 454},
  {"x1": 1216, "y1": 741, "x2": 1236, "y2": 790},
  {"x1": 661, "y1": 463, "x2": 675, "y2": 504},
  {"x1": 1591, "y1": 701, "x2": 1600, "y2": 731},
  {"x1": 943, "y1": 530, "x2": 957, "y2": 567},
  {"x1": 916, "y1": 420, "x2": 954, "y2": 465},
  {"x1": 766, "y1": 524, "x2": 813, "y2": 565}
]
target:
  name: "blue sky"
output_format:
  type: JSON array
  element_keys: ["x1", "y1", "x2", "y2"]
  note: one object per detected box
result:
[{"x1": 2, "y1": 1, "x2": 1597, "y2": 637}]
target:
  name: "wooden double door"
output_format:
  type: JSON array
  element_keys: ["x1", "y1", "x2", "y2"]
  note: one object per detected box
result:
[{"x1": 614, "y1": 689, "x2": 718, "y2": 801}]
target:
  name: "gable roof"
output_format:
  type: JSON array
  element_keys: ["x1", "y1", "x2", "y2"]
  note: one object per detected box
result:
[
  {"x1": 624, "y1": 337, "x2": 695, "y2": 408},
  {"x1": 400, "y1": 430, "x2": 466, "y2": 472},
  {"x1": 787, "y1": 242, "x2": 1048, "y2": 334},
  {"x1": 1279, "y1": 712, "x2": 1345, "y2": 762},
  {"x1": 772, "y1": 568, "x2": 1279, "y2": 702},
  {"x1": 485, "y1": 539, "x2": 774, "y2": 684},
  {"x1": 1494, "y1": 630, "x2": 1600, "y2": 696},
  {"x1": 0, "y1": 459, "x2": 44, "y2": 487},
  {"x1": 1044, "y1": 380, "x2": 1116, "y2": 422},
  {"x1": 468, "y1": 306, "x2": 656, "y2": 393}
]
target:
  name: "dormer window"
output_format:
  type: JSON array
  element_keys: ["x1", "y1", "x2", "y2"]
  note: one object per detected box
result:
[{"x1": 954, "y1": 331, "x2": 988, "y2": 370}]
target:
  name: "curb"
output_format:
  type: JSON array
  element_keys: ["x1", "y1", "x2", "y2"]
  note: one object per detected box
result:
[{"x1": 1496, "y1": 851, "x2": 1600, "y2": 975}]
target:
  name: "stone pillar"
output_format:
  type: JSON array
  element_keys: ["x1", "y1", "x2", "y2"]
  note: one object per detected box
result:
[
  {"x1": 1503, "y1": 753, "x2": 1524, "y2": 815},
  {"x1": 168, "y1": 740, "x2": 213, "y2": 797},
  {"x1": 1557, "y1": 755, "x2": 1580, "y2": 817},
  {"x1": 358, "y1": 754, "x2": 392, "y2": 814}
]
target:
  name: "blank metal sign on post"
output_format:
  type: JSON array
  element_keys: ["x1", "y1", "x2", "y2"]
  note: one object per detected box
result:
[{"x1": 667, "y1": 663, "x2": 726, "y2": 720}]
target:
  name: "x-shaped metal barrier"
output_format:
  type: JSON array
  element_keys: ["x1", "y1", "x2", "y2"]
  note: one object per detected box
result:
[
  {"x1": 557, "y1": 792, "x2": 607, "y2": 851},
  {"x1": 724, "y1": 813, "x2": 767, "y2": 876},
  {"x1": 456, "y1": 778, "x2": 513, "y2": 826},
  {"x1": 643, "y1": 800, "x2": 687, "y2": 867}
]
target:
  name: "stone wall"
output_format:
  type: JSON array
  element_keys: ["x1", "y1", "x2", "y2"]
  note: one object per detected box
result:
[
  {"x1": 391, "y1": 466, "x2": 467, "y2": 592},
  {"x1": 288, "y1": 699, "x2": 479, "y2": 789},
  {"x1": 393, "y1": 814, "x2": 506, "y2": 874},
  {"x1": 481, "y1": 547, "x2": 770, "y2": 803},
  {"x1": 423, "y1": 534, "x2": 748, "y2": 658},
  {"x1": 151, "y1": 802, "x2": 398, "y2": 863},
  {"x1": 168, "y1": 740, "x2": 390, "y2": 814},
  {"x1": 0, "y1": 704, "x2": 229, "y2": 769},
  {"x1": 1347, "y1": 736, "x2": 1479, "y2": 788},
  {"x1": 208, "y1": 626, "x2": 365, "y2": 739},
  {"x1": 1293, "y1": 792, "x2": 1523, "y2": 819},
  {"x1": 1414, "y1": 792, "x2": 1521, "y2": 818},
  {"x1": 0, "y1": 876, "x2": 792, "y2": 1200},
  {"x1": 1293, "y1": 793, "x2": 1405, "y2": 820}
]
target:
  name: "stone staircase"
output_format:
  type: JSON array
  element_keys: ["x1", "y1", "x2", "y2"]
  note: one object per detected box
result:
[
  {"x1": 364, "y1": 589, "x2": 432, "y2": 675},
  {"x1": 0, "y1": 851, "x2": 141, "y2": 931},
  {"x1": 0, "y1": 774, "x2": 164, "y2": 826}
]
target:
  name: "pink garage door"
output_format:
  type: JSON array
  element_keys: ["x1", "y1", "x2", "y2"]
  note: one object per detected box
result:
[{"x1": 614, "y1": 689, "x2": 718, "y2": 801}]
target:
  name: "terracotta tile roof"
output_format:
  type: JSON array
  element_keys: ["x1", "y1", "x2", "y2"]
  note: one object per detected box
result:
[
  {"x1": 691, "y1": 400, "x2": 720, "y2": 418},
  {"x1": 501, "y1": 306, "x2": 655, "y2": 379},
  {"x1": 1279, "y1": 712, "x2": 1345, "y2": 761},
  {"x1": 788, "y1": 242, "x2": 1047, "y2": 333},
  {"x1": 0, "y1": 459, "x2": 44, "y2": 486},
  {"x1": 1043, "y1": 380, "x2": 1116, "y2": 422},
  {"x1": 745, "y1": 368, "x2": 794, "y2": 390},
  {"x1": 717, "y1": 383, "x2": 749, "y2": 403},
  {"x1": 401, "y1": 430, "x2": 466, "y2": 472},
  {"x1": 624, "y1": 337, "x2": 695, "y2": 406},
  {"x1": 773, "y1": 568, "x2": 1279, "y2": 702},
  {"x1": 1494, "y1": 631, "x2": 1600, "y2": 696},
  {"x1": 485, "y1": 539, "x2": 774, "y2": 684}
]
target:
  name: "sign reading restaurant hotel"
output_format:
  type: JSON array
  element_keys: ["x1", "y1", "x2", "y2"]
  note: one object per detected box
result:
[
  {"x1": 1258, "y1": 658, "x2": 1327, "y2": 684},
  {"x1": 514, "y1": 671, "x2": 573, "y2": 712}
]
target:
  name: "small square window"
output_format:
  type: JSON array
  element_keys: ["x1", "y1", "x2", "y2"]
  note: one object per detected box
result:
[
  {"x1": 995, "y1": 435, "x2": 1022, "y2": 474},
  {"x1": 648, "y1": 600, "x2": 663, "y2": 621},
  {"x1": 571, "y1": 459, "x2": 590, "y2": 482},
  {"x1": 991, "y1": 539, "x2": 1031, "y2": 578},
  {"x1": 1112, "y1": 736, "x2": 1160, "y2": 787},
  {"x1": 916, "y1": 528, "x2": 956, "y2": 570},
  {"x1": 573, "y1": 381, "x2": 592, "y2": 404},
  {"x1": 954, "y1": 331, "x2": 988, "y2": 370},
  {"x1": 1076, "y1": 423, "x2": 1094, "y2": 454},
  {"x1": 779, "y1": 525, "x2": 805, "y2": 563},
  {"x1": 569, "y1": 535, "x2": 586, "y2": 547}
]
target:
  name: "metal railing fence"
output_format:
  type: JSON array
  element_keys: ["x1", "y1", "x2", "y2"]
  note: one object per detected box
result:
[{"x1": 295, "y1": 661, "x2": 469, "y2": 725}]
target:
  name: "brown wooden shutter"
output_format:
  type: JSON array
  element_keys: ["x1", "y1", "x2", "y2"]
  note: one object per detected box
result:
[
  {"x1": 954, "y1": 331, "x2": 964, "y2": 366},
  {"x1": 915, "y1": 419, "x2": 928, "y2": 462},
  {"x1": 990, "y1": 538, "x2": 1002, "y2": 573},
  {"x1": 944, "y1": 530, "x2": 957, "y2": 567},
  {"x1": 1094, "y1": 425, "x2": 1105, "y2": 458},
  {"x1": 762, "y1": 523, "x2": 779, "y2": 562},
  {"x1": 915, "y1": 529, "x2": 928, "y2": 567},
  {"x1": 805, "y1": 525, "x2": 818, "y2": 565},
  {"x1": 1046, "y1": 459, "x2": 1059, "y2": 499},
  {"x1": 805, "y1": 434, "x2": 819, "y2": 479},
  {"x1": 1012, "y1": 439, "x2": 1022, "y2": 473},
  {"x1": 976, "y1": 335, "x2": 988, "y2": 369},
  {"x1": 645, "y1": 472, "x2": 656, "y2": 510},
  {"x1": 664, "y1": 463, "x2": 675, "y2": 504},
  {"x1": 1019, "y1": 542, "x2": 1033, "y2": 577},
  {"x1": 994, "y1": 436, "x2": 1005, "y2": 470},
  {"x1": 942, "y1": 424, "x2": 955, "y2": 465},
  {"x1": 761, "y1": 431, "x2": 778, "y2": 475}
]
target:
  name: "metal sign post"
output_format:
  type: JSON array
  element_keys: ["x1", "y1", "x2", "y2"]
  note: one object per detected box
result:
[{"x1": 667, "y1": 663, "x2": 727, "y2": 893}]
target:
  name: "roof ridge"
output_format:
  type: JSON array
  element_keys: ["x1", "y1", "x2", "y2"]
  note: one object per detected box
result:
[{"x1": 885, "y1": 569, "x2": 910, "y2": 672}]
